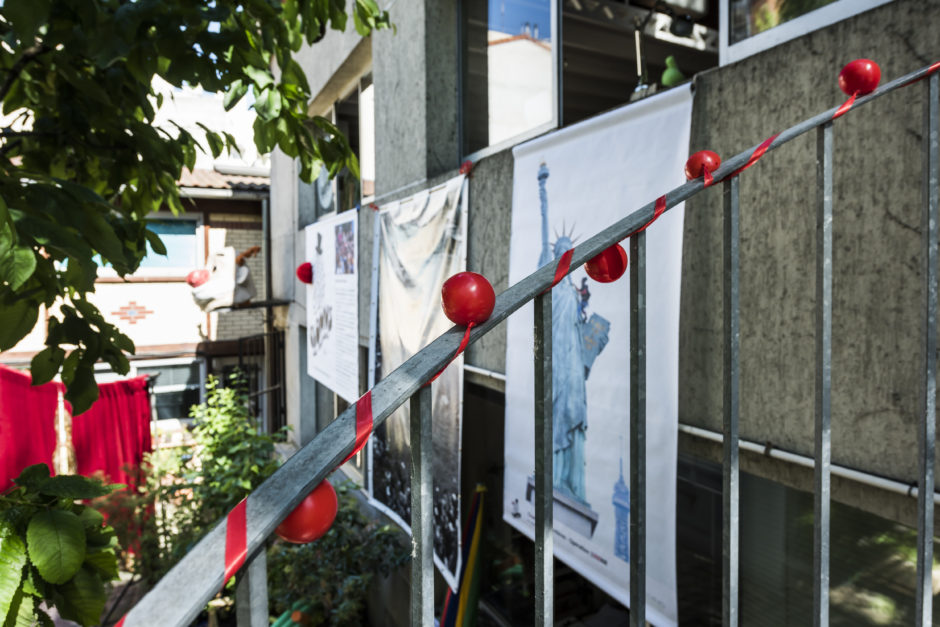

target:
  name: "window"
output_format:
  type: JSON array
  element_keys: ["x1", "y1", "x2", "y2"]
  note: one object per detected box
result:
[
  {"x1": 135, "y1": 359, "x2": 204, "y2": 421},
  {"x1": 140, "y1": 218, "x2": 199, "y2": 270},
  {"x1": 461, "y1": 0, "x2": 556, "y2": 156},
  {"x1": 720, "y1": 0, "x2": 893, "y2": 65},
  {"x1": 298, "y1": 75, "x2": 375, "y2": 229},
  {"x1": 459, "y1": 0, "x2": 719, "y2": 154}
]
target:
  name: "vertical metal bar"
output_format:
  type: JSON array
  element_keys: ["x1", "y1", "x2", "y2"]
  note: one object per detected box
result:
[
  {"x1": 534, "y1": 291, "x2": 554, "y2": 626},
  {"x1": 916, "y1": 70, "x2": 939, "y2": 627},
  {"x1": 551, "y1": 0, "x2": 562, "y2": 128},
  {"x1": 814, "y1": 122, "x2": 833, "y2": 627},
  {"x1": 410, "y1": 386, "x2": 433, "y2": 627},
  {"x1": 235, "y1": 550, "x2": 268, "y2": 627},
  {"x1": 723, "y1": 176, "x2": 741, "y2": 627},
  {"x1": 368, "y1": 211, "x2": 382, "y2": 495},
  {"x1": 629, "y1": 231, "x2": 646, "y2": 627}
]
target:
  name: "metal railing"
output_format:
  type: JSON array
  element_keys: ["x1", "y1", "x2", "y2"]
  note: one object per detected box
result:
[{"x1": 121, "y1": 62, "x2": 939, "y2": 627}]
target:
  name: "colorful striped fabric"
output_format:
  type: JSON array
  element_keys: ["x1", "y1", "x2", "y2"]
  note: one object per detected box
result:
[{"x1": 440, "y1": 484, "x2": 486, "y2": 627}]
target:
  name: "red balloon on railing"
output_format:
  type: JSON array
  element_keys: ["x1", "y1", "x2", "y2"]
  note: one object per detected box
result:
[
  {"x1": 585, "y1": 244, "x2": 628, "y2": 283},
  {"x1": 839, "y1": 59, "x2": 881, "y2": 95},
  {"x1": 685, "y1": 150, "x2": 721, "y2": 181},
  {"x1": 275, "y1": 480, "x2": 338, "y2": 544},
  {"x1": 442, "y1": 272, "x2": 496, "y2": 326},
  {"x1": 296, "y1": 262, "x2": 313, "y2": 284}
]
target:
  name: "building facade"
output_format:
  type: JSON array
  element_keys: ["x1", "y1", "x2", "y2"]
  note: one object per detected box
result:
[{"x1": 269, "y1": 0, "x2": 940, "y2": 624}]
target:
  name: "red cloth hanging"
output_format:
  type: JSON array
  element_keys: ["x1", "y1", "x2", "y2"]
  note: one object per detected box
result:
[
  {"x1": 72, "y1": 376, "x2": 153, "y2": 488},
  {"x1": 0, "y1": 366, "x2": 60, "y2": 491}
]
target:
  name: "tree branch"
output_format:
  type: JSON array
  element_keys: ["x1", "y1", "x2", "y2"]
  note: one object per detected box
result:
[{"x1": 0, "y1": 44, "x2": 50, "y2": 104}]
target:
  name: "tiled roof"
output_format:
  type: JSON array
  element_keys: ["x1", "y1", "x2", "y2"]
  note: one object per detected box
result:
[{"x1": 178, "y1": 168, "x2": 269, "y2": 191}]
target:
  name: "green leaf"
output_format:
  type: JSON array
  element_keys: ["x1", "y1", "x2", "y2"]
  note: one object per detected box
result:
[
  {"x1": 254, "y1": 87, "x2": 282, "y2": 121},
  {"x1": 26, "y1": 510, "x2": 86, "y2": 585},
  {"x1": 143, "y1": 228, "x2": 167, "y2": 257},
  {"x1": 29, "y1": 346, "x2": 64, "y2": 385},
  {"x1": 0, "y1": 247, "x2": 36, "y2": 291},
  {"x1": 13, "y1": 464, "x2": 50, "y2": 490},
  {"x1": 243, "y1": 65, "x2": 274, "y2": 90},
  {"x1": 83, "y1": 547, "x2": 118, "y2": 580},
  {"x1": 0, "y1": 296, "x2": 37, "y2": 352},
  {"x1": 0, "y1": 529, "x2": 27, "y2": 620},
  {"x1": 2, "y1": 586, "x2": 34, "y2": 627},
  {"x1": 63, "y1": 366, "x2": 99, "y2": 416},
  {"x1": 4, "y1": 0, "x2": 52, "y2": 41},
  {"x1": 56, "y1": 566, "x2": 105, "y2": 626},
  {"x1": 36, "y1": 475, "x2": 115, "y2": 500},
  {"x1": 223, "y1": 79, "x2": 249, "y2": 111}
]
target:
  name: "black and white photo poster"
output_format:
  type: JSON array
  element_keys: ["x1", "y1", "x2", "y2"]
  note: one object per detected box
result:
[
  {"x1": 305, "y1": 210, "x2": 359, "y2": 404},
  {"x1": 370, "y1": 175, "x2": 468, "y2": 588},
  {"x1": 504, "y1": 86, "x2": 692, "y2": 626}
]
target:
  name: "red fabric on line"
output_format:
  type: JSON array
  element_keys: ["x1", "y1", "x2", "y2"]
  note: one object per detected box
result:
[
  {"x1": 542, "y1": 248, "x2": 573, "y2": 295},
  {"x1": 72, "y1": 376, "x2": 152, "y2": 489},
  {"x1": 342, "y1": 391, "x2": 373, "y2": 464},
  {"x1": 426, "y1": 323, "x2": 475, "y2": 386},
  {"x1": 833, "y1": 92, "x2": 857, "y2": 120},
  {"x1": 727, "y1": 133, "x2": 780, "y2": 179},
  {"x1": 114, "y1": 617, "x2": 125, "y2": 627},
  {"x1": 459, "y1": 160, "x2": 474, "y2": 175},
  {"x1": 223, "y1": 499, "x2": 247, "y2": 584},
  {"x1": 0, "y1": 366, "x2": 59, "y2": 491}
]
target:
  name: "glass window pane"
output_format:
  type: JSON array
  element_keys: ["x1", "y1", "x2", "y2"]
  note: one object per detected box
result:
[
  {"x1": 729, "y1": 0, "x2": 838, "y2": 44},
  {"x1": 462, "y1": 0, "x2": 554, "y2": 154},
  {"x1": 141, "y1": 219, "x2": 198, "y2": 269},
  {"x1": 153, "y1": 388, "x2": 201, "y2": 420}
]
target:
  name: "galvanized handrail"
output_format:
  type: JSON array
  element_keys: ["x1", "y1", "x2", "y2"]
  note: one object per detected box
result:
[{"x1": 122, "y1": 62, "x2": 939, "y2": 627}]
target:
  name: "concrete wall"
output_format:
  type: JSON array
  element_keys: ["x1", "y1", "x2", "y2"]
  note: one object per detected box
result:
[{"x1": 678, "y1": 0, "x2": 940, "y2": 492}]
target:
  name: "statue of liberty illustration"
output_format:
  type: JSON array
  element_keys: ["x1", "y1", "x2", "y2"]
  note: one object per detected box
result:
[{"x1": 537, "y1": 163, "x2": 610, "y2": 508}]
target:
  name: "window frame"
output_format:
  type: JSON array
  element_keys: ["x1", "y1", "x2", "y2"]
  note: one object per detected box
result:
[
  {"x1": 719, "y1": 0, "x2": 894, "y2": 66},
  {"x1": 457, "y1": 0, "x2": 561, "y2": 162}
]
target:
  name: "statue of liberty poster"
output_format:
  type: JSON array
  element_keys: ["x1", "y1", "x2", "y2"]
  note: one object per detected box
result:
[{"x1": 503, "y1": 85, "x2": 693, "y2": 627}]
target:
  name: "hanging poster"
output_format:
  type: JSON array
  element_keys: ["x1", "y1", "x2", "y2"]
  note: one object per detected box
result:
[
  {"x1": 305, "y1": 209, "x2": 359, "y2": 404},
  {"x1": 504, "y1": 86, "x2": 692, "y2": 626},
  {"x1": 370, "y1": 175, "x2": 468, "y2": 589}
]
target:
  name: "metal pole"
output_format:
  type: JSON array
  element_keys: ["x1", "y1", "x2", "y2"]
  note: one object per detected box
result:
[
  {"x1": 629, "y1": 231, "x2": 646, "y2": 627},
  {"x1": 915, "y1": 70, "x2": 939, "y2": 627},
  {"x1": 410, "y1": 386, "x2": 434, "y2": 627},
  {"x1": 813, "y1": 122, "x2": 833, "y2": 627},
  {"x1": 235, "y1": 550, "x2": 268, "y2": 627},
  {"x1": 722, "y1": 176, "x2": 740, "y2": 627},
  {"x1": 534, "y1": 291, "x2": 554, "y2": 626}
]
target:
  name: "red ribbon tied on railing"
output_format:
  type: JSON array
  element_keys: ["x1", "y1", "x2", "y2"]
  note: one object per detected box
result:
[
  {"x1": 726, "y1": 133, "x2": 780, "y2": 180},
  {"x1": 341, "y1": 391, "x2": 373, "y2": 464},
  {"x1": 636, "y1": 195, "x2": 668, "y2": 235},
  {"x1": 832, "y1": 91, "x2": 857, "y2": 120},
  {"x1": 223, "y1": 498, "x2": 248, "y2": 584},
  {"x1": 703, "y1": 168, "x2": 715, "y2": 187},
  {"x1": 541, "y1": 248, "x2": 573, "y2": 295},
  {"x1": 425, "y1": 322, "x2": 475, "y2": 385}
]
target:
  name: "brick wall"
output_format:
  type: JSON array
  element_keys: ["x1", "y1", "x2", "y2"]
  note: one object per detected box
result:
[{"x1": 215, "y1": 218, "x2": 266, "y2": 340}]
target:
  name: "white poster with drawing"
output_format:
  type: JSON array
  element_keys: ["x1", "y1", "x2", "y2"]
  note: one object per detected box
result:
[
  {"x1": 503, "y1": 86, "x2": 693, "y2": 626},
  {"x1": 305, "y1": 209, "x2": 359, "y2": 404}
]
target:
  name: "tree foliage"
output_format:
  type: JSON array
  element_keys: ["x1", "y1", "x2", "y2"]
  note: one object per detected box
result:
[
  {"x1": 0, "y1": 464, "x2": 122, "y2": 626},
  {"x1": 0, "y1": 0, "x2": 391, "y2": 413}
]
